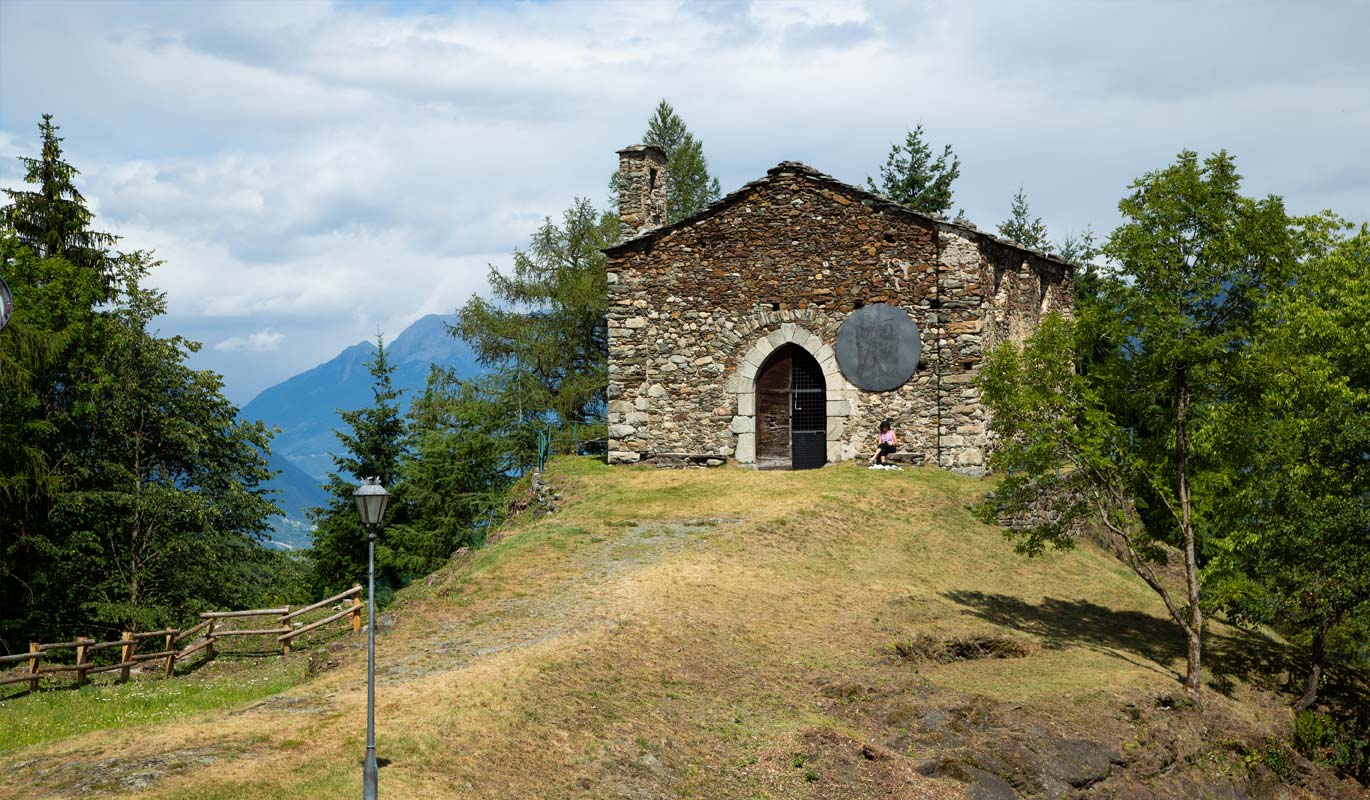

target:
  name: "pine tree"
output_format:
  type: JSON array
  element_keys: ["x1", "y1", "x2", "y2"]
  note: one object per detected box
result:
[
  {"x1": 2, "y1": 114, "x2": 118, "y2": 299},
  {"x1": 867, "y1": 124, "x2": 961, "y2": 215},
  {"x1": 308, "y1": 335, "x2": 408, "y2": 594},
  {"x1": 385, "y1": 367, "x2": 514, "y2": 576},
  {"x1": 1, "y1": 117, "x2": 295, "y2": 644},
  {"x1": 611, "y1": 100, "x2": 722, "y2": 225},
  {"x1": 996, "y1": 186, "x2": 1050, "y2": 249}
]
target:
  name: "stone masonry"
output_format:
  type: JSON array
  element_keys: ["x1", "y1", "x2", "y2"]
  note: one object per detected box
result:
[{"x1": 604, "y1": 151, "x2": 1073, "y2": 475}]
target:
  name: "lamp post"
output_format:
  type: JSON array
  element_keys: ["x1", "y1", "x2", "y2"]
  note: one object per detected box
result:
[{"x1": 353, "y1": 477, "x2": 389, "y2": 800}]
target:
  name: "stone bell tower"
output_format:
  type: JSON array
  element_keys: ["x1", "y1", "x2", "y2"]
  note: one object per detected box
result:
[{"x1": 616, "y1": 144, "x2": 668, "y2": 238}]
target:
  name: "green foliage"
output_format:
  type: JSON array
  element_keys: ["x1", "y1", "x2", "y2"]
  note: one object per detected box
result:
[
  {"x1": 385, "y1": 367, "x2": 514, "y2": 577},
  {"x1": 1294, "y1": 709, "x2": 1368, "y2": 777},
  {"x1": 866, "y1": 124, "x2": 961, "y2": 214},
  {"x1": 996, "y1": 186, "x2": 1049, "y2": 250},
  {"x1": 308, "y1": 336, "x2": 408, "y2": 594},
  {"x1": 1210, "y1": 220, "x2": 1370, "y2": 708},
  {"x1": 975, "y1": 313, "x2": 1131, "y2": 557},
  {"x1": 0, "y1": 117, "x2": 292, "y2": 647},
  {"x1": 2, "y1": 114, "x2": 117, "y2": 298},
  {"x1": 978, "y1": 150, "x2": 1305, "y2": 701},
  {"x1": 453, "y1": 197, "x2": 616, "y2": 467},
  {"x1": 612, "y1": 99, "x2": 722, "y2": 225}
]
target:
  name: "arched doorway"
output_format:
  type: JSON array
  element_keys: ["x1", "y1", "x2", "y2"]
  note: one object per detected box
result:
[{"x1": 755, "y1": 343, "x2": 827, "y2": 470}]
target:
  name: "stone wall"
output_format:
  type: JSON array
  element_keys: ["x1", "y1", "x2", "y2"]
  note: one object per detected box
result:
[
  {"x1": 616, "y1": 145, "x2": 668, "y2": 238},
  {"x1": 605, "y1": 161, "x2": 1072, "y2": 475}
]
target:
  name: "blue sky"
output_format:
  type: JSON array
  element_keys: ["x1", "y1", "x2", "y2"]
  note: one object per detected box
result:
[{"x1": 2, "y1": 0, "x2": 1367, "y2": 404}]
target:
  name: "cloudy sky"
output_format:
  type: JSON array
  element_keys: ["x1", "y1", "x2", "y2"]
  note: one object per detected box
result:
[{"x1": 2, "y1": 0, "x2": 1367, "y2": 404}]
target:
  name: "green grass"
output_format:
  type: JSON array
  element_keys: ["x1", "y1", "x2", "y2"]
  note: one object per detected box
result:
[{"x1": 0, "y1": 657, "x2": 308, "y2": 752}]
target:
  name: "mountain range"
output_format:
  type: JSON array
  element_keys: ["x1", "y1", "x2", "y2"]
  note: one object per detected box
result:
[{"x1": 241, "y1": 314, "x2": 482, "y2": 549}]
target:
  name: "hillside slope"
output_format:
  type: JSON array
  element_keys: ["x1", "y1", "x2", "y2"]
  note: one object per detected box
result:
[{"x1": 1, "y1": 460, "x2": 1359, "y2": 799}]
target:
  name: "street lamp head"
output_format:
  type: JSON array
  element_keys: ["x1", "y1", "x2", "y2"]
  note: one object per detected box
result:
[{"x1": 352, "y1": 477, "x2": 390, "y2": 527}]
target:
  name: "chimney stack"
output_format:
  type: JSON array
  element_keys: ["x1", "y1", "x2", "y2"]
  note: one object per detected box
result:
[{"x1": 616, "y1": 144, "x2": 668, "y2": 238}]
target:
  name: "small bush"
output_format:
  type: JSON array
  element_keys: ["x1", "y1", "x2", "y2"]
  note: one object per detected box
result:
[{"x1": 1294, "y1": 709, "x2": 1367, "y2": 777}]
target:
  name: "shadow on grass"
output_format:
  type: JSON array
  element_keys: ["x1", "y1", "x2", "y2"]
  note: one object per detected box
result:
[{"x1": 944, "y1": 591, "x2": 1291, "y2": 696}]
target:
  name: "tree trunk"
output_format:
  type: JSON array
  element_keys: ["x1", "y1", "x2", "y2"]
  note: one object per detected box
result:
[
  {"x1": 1176, "y1": 384, "x2": 1204, "y2": 703},
  {"x1": 1295, "y1": 622, "x2": 1328, "y2": 710}
]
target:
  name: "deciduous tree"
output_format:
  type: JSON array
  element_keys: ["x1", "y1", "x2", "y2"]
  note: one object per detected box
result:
[
  {"x1": 1211, "y1": 219, "x2": 1370, "y2": 709},
  {"x1": 978, "y1": 150, "x2": 1302, "y2": 703},
  {"x1": 453, "y1": 198, "x2": 617, "y2": 467}
]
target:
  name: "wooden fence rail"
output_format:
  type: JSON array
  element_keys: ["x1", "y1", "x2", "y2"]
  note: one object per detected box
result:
[{"x1": 0, "y1": 585, "x2": 363, "y2": 695}]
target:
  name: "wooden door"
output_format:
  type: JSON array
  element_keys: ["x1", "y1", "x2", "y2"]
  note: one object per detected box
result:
[{"x1": 755, "y1": 347, "x2": 792, "y2": 470}]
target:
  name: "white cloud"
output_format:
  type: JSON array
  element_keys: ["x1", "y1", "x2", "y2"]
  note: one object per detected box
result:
[
  {"x1": 213, "y1": 328, "x2": 284, "y2": 352},
  {"x1": 2, "y1": 0, "x2": 1367, "y2": 404}
]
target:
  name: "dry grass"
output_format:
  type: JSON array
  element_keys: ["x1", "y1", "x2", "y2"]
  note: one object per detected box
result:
[{"x1": 0, "y1": 458, "x2": 1298, "y2": 799}]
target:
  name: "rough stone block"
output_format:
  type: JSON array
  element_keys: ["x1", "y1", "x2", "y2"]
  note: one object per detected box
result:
[
  {"x1": 608, "y1": 424, "x2": 637, "y2": 439},
  {"x1": 730, "y1": 415, "x2": 754, "y2": 434},
  {"x1": 734, "y1": 432, "x2": 756, "y2": 463},
  {"x1": 826, "y1": 399, "x2": 850, "y2": 416},
  {"x1": 956, "y1": 447, "x2": 984, "y2": 466},
  {"x1": 608, "y1": 450, "x2": 641, "y2": 464},
  {"x1": 737, "y1": 393, "x2": 756, "y2": 415}
]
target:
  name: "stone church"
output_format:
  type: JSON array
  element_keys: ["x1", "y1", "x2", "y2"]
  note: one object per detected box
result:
[{"x1": 604, "y1": 144, "x2": 1074, "y2": 475}]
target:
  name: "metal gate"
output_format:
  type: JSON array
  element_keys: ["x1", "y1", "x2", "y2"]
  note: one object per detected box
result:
[
  {"x1": 790, "y1": 350, "x2": 826, "y2": 470},
  {"x1": 755, "y1": 344, "x2": 826, "y2": 470}
]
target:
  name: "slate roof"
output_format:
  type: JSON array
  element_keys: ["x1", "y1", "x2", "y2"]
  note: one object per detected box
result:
[{"x1": 603, "y1": 160, "x2": 1075, "y2": 268}]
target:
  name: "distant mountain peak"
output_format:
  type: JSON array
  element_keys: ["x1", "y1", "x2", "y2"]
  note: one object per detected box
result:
[{"x1": 242, "y1": 313, "x2": 483, "y2": 543}]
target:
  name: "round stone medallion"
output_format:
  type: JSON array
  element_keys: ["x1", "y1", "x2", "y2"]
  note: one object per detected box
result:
[{"x1": 834, "y1": 303, "x2": 921, "y2": 392}]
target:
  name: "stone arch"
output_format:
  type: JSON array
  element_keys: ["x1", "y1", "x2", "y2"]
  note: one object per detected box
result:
[{"x1": 726, "y1": 322, "x2": 852, "y2": 466}]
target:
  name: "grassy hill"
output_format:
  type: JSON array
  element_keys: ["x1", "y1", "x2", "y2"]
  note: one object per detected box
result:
[{"x1": 1, "y1": 459, "x2": 1360, "y2": 798}]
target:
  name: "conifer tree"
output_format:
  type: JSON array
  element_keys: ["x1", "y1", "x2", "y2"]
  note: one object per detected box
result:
[
  {"x1": 308, "y1": 335, "x2": 408, "y2": 594},
  {"x1": 996, "y1": 186, "x2": 1050, "y2": 250},
  {"x1": 1, "y1": 116, "x2": 289, "y2": 640},
  {"x1": 867, "y1": 124, "x2": 961, "y2": 215},
  {"x1": 454, "y1": 198, "x2": 617, "y2": 462},
  {"x1": 385, "y1": 367, "x2": 514, "y2": 575},
  {"x1": 611, "y1": 100, "x2": 722, "y2": 225},
  {"x1": 1, "y1": 114, "x2": 118, "y2": 298}
]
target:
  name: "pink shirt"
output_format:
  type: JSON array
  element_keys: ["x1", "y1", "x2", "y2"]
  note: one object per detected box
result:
[{"x1": 879, "y1": 430, "x2": 895, "y2": 445}]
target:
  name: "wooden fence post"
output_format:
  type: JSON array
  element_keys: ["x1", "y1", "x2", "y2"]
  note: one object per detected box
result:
[
  {"x1": 205, "y1": 619, "x2": 216, "y2": 662},
  {"x1": 163, "y1": 631, "x2": 176, "y2": 678},
  {"x1": 351, "y1": 594, "x2": 363, "y2": 634},
  {"x1": 280, "y1": 608, "x2": 291, "y2": 656},
  {"x1": 75, "y1": 639, "x2": 89, "y2": 688},
  {"x1": 27, "y1": 642, "x2": 40, "y2": 692},
  {"x1": 119, "y1": 631, "x2": 134, "y2": 683}
]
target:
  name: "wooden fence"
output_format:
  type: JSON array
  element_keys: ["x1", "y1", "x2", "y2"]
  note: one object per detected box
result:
[{"x1": 0, "y1": 585, "x2": 363, "y2": 694}]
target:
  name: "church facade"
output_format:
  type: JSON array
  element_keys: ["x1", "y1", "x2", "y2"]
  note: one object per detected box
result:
[{"x1": 604, "y1": 144, "x2": 1073, "y2": 475}]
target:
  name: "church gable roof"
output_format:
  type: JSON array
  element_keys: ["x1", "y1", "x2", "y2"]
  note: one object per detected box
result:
[{"x1": 603, "y1": 161, "x2": 1073, "y2": 269}]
